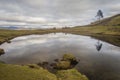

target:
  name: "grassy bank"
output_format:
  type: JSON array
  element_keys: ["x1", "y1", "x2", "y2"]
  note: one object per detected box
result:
[{"x1": 72, "y1": 26, "x2": 120, "y2": 35}]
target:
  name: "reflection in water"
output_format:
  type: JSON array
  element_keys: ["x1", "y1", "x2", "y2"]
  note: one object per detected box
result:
[
  {"x1": 0, "y1": 33, "x2": 120, "y2": 80},
  {"x1": 95, "y1": 40, "x2": 103, "y2": 51}
]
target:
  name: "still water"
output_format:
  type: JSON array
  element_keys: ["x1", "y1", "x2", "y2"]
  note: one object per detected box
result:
[{"x1": 0, "y1": 33, "x2": 120, "y2": 80}]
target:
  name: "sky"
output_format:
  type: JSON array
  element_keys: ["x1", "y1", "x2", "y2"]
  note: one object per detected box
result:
[{"x1": 0, "y1": 0, "x2": 120, "y2": 28}]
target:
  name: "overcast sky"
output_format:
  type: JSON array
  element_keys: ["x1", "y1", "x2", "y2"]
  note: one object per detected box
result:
[{"x1": 0, "y1": 0, "x2": 120, "y2": 28}]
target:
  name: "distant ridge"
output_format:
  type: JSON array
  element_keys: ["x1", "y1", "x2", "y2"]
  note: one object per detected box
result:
[{"x1": 0, "y1": 26, "x2": 18, "y2": 30}]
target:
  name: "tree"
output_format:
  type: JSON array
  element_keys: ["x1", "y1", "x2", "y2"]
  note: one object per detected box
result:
[{"x1": 96, "y1": 10, "x2": 104, "y2": 21}]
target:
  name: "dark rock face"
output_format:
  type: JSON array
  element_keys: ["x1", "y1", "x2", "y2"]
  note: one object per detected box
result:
[{"x1": 70, "y1": 59, "x2": 79, "y2": 66}]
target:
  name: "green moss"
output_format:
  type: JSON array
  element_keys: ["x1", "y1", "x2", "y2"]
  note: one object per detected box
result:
[
  {"x1": 0, "y1": 63, "x2": 57, "y2": 80},
  {"x1": 0, "y1": 62, "x2": 89, "y2": 80},
  {"x1": 62, "y1": 54, "x2": 76, "y2": 61},
  {"x1": 53, "y1": 54, "x2": 79, "y2": 70},
  {"x1": 56, "y1": 61, "x2": 71, "y2": 69},
  {"x1": 56, "y1": 69, "x2": 88, "y2": 80}
]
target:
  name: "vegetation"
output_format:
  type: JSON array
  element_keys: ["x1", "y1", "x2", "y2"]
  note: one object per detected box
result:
[
  {"x1": 0, "y1": 62, "x2": 57, "y2": 80},
  {"x1": 56, "y1": 61, "x2": 71, "y2": 69},
  {"x1": 0, "y1": 54, "x2": 88, "y2": 80},
  {"x1": 96, "y1": 10, "x2": 104, "y2": 21},
  {"x1": 0, "y1": 29, "x2": 59, "y2": 45},
  {"x1": 71, "y1": 26, "x2": 120, "y2": 35},
  {"x1": 91, "y1": 14, "x2": 120, "y2": 26},
  {"x1": 56, "y1": 69, "x2": 88, "y2": 80},
  {"x1": 62, "y1": 53, "x2": 76, "y2": 61},
  {"x1": 53, "y1": 54, "x2": 79, "y2": 70},
  {"x1": 0, "y1": 48, "x2": 4, "y2": 55},
  {"x1": 59, "y1": 14, "x2": 120, "y2": 46}
]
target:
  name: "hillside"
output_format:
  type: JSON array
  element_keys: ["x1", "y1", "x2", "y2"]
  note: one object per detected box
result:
[
  {"x1": 70, "y1": 14, "x2": 120, "y2": 36},
  {"x1": 90, "y1": 14, "x2": 120, "y2": 26},
  {"x1": 62, "y1": 14, "x2": 120, "y2": 46}
]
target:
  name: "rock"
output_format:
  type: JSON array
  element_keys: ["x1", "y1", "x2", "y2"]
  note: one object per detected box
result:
[
  {"x1": 52, "y1": 54, "x2": 79, "y2": 70},
  {"x1": 54, "y1": 59, "x2": 59, "y2": 62},
  {"x1": 6, "y1": 39, "x2": 11, "y2": 43},
  {"x1": 27, "y1": 64, "x2": 40, "y2": 69},
  {"x1": 62, "y1": 54, "x2": 76, "y2": 61}
]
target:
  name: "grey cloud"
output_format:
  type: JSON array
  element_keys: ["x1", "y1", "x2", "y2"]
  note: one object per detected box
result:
[{"x1": 0, "y1": 0, "x2": 120, "y2": 28}]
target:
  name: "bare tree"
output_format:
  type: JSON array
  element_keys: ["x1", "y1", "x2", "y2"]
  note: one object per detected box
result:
[{"x1": 96, "y1": 10, "x2": 104, "y2": 21}]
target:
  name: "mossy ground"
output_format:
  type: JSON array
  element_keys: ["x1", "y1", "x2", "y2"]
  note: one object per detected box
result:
[
  {"x1": 56, "y1": 69, "x2": 88, "y2": 80},
  {"x1": 53, "y1": 54, "x2": 79, "y2": 70},
  {"x1": 0, "y1": 62, "x2": 57, "y2": 80},
  {"x1": 0, "y1": 62, "x2": 88, "y2": 80},
  {"x1": 56, "y1": 61, "x2": 71, "y2": 69},
  {"x1": 62, "y1": 53, "x2": 76, "y2": 61},
  {"x1": 0, "y1": 54, "x2": 88, "y2": 80}
]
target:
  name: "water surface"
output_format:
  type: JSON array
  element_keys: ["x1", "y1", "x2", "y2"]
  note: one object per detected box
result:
[{"x1": 0, "y1": 33, "x2": 120, "y2": 80}]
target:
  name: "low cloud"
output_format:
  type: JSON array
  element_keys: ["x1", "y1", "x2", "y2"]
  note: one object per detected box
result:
[{"x1": 0, "y1": 0, "x2": 120, "y2": 28}]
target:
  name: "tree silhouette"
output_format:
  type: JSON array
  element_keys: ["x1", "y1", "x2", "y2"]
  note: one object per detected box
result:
[{"x1": 96, "y1": 10, "x2": 104, "y2": 21}]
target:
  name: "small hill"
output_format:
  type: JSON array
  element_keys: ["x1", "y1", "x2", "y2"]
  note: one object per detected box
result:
[
  {"x1": 90, "y1": 14, "x2": 120, "y2": 26},
  {"x1": 0, "y1": 26, "x2": 18, "y2": 30}
]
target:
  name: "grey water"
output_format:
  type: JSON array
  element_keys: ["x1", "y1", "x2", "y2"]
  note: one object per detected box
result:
[{"x1": 0, "y1": 33, "x2": 120, "y2": 80}]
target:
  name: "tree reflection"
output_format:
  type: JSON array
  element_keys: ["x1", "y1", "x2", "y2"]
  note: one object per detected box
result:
[{"x1": 95, "y1": 40, "x2": 103, "y2": 51}]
